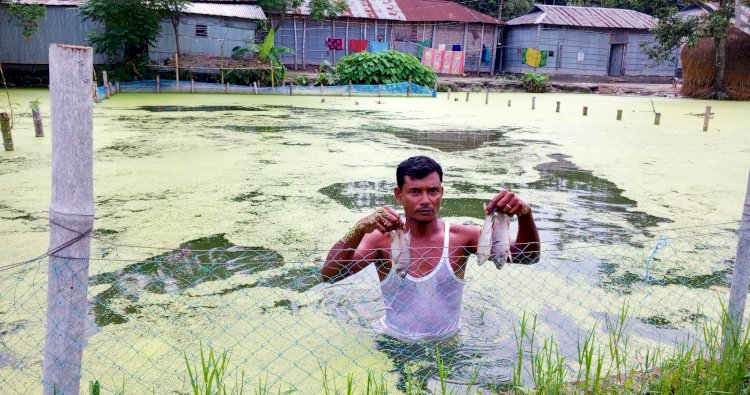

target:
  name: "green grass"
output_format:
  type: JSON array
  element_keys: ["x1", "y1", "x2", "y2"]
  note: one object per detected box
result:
[{"x1": 90, "y1": 304, "x2": 750, "y2": 394}]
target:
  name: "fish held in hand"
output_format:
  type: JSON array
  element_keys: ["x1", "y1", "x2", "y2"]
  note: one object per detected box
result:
[
  {"x1": 477, "y1": 204, "x2": 493, "y2": 266},
  {"x1": 390, "y1": 218, "x2": 411, "y2": 278},
  {"x1": 491, "y1": 213, "x2": 511, "y2": 270}
]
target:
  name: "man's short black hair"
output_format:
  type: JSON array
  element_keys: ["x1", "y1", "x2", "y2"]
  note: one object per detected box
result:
[{"x1": 396, "y1": 156, "x2": 443, "y2": 189}]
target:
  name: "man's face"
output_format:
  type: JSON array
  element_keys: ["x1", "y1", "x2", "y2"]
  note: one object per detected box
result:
[{"x1": 395, "y1": 172, "x2": 443, "y2": 223}]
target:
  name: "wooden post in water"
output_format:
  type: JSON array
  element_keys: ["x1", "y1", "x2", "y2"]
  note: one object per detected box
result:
[
  {"x1": 531, "y1": 96, "x2": 536, "y2": 110},
  {"x1": 109, "y1": 82, "x2": 114, "y2": 96},
  {"x1": 225, "y1": 82, "x2": 229, "y2": 94},
  {"x1": 555, "y1": 101, "x2": 560, "y2": 113},
  {"x1": 349, "y1": 81, "x2": 352, "y2": 97},
  {"x1": 378, "y1": 84, "x2": 382, "y2": 97},
  {"x1": 583, "y1": 106, "x2": 588, "y2": 116},
  {"x1": 319, "y1": 83, "x2": 323, "y2": 97},
  {"x1": 102, "y1": 70, "x2": 110, "y2": 98},
  {"x1": 115, "y1": 81, "x2": 120, "y2": 93},
  {"x1": 616, "y1": 109, "x2": 623, "y2": 120},
  {"x1": 654, "y1": 113, "x2": 661, "y2": 125},
  {"x1": 508, "y1": 99, "x2": 511, "y2": 107},
  {"x1": 254, "y1": 81, "x2": 259, "y2": 95},
  {"x1": 191, "y1": 79, "x2": 195, "y2": 93},
  {"x1": 485, "y1": 88, "x2": 489, "y2": 105},
  {"x1": 465, "y1": 91, "x2": 469, "y2": 102},
  {"x1": 43, "y1": 43, "x2": 94, "y2": 395},
  {"x1": 290, "y1": 82, "x2": 294, "y2": 96},
  {"x1": 0, "y1": 113, "x2": 11, "y2": 151},
  {"x1": 447, "y1": 87, "x2": 451, "y2": 100},
  {"x1": 156, "y1": 74, "x2": 160, "y2": 93},
  {"x1": 92, "y1": 70, "x2": 99, "y2": 103},
  {"x1": 31, "y1": 100, "x2": 44, "y2": 137},
  {"x1": 703, "y1": 106, "x2": 712, "y2": 131},
  {"x1": 725, "y1": 170, "x2": 750, "y2": 350},
  {"x1": 407, "y1": 76, "x2": 412, "y2": 97}
]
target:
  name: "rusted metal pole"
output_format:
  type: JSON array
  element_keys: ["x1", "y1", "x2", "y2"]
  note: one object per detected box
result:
[
  {"x1": 43, "y1": 43, "x2": 94, "y2": 395},
  {"x1": 31, "y1": 100, "x2": 44, "y2": 137}
]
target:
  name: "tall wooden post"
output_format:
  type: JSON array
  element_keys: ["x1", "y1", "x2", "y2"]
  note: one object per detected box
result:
[
  {"x1": 0, "y1": 113, "x2": 11, "y2": 151},
  {"x1": 43, "y1": 44, "x2": 94, "y2": 395},
  {"x1": 654, "y1": 113, "x2": 661, "y2": 125},
  {"x1": 485, "y1": 88, "x2": 489, "y2": 105},
  {"x1": 725, "y1": 170, "x2": 750, "y2": 349},
  {"x1": 583, "y1": 106, "x2": 588, "y2": 116},
  {"x1": 31, "y1": 100, "x2": 44, "y2": 137},
  {"x1": 616, "y1": 109, "x2": 623, "y2": 120},
  {"x1": 407, "y1": 76, "x2": 412, "y2": 97},
  {"x1": 556, "y1": 101, "x2": 561, "y2": 113},
  {"x1": 703, "y1": 106, "x2": 712, "y2": 132},
  {"x1": 532, "y1": 96, "x2": 536, "y2": 110}
]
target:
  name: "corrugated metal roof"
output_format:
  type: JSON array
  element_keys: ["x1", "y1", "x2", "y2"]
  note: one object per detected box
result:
[
  {"x1": 396, "y1": 0, "x2": 500, "y2": 24},
  {"x1": 184, "y1": 2, "x2": 266, "y2": 19},
  {"x1": 506, "y1": 4, "x2": 656, "y2": 29},
  {"x1": 735, "y1": 2, "x2": 750, "y2": 35},
  {"x1": 292, "y1": 0, "x2": 500, "y2": 23}
]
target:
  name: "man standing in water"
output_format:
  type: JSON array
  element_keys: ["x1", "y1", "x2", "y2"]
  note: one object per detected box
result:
[{"x1": 321, "y1": 156, "x2": 540, "y2": 341}]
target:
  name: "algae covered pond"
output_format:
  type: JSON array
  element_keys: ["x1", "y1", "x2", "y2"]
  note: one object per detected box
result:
[{"x1": 0, "y1": 89, "x2": 749, "y2": 392}]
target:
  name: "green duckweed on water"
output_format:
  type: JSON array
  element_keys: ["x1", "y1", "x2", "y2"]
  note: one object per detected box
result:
[{"x1": 1, "y1": 88, "x2": 749, "y2": 392}]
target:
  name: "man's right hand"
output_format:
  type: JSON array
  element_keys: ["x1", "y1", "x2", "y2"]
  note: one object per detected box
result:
[{"x1": 357, "y1": 205, "x2": 404, "y2": 234}]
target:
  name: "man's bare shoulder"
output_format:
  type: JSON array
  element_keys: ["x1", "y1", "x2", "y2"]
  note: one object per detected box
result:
[{"x1": 448, "y1": 221, "x2": 480, "y2": 246}]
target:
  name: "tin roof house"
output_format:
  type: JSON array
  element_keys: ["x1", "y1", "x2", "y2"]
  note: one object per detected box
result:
[
  {"x1": 501, "y1": 4, "x2": 677, "y2": 81},
  {"x1": 271, "y1": 0, "x2": 503, "y2": 74}
]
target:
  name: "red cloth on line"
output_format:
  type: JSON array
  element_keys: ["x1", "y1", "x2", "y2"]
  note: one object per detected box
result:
[
  {"x1": 326, "y1": 38, "x2": 343, "y2": 50},
  {"x1": 349, "y1": 39, "x2": 368, "y2": 53}
]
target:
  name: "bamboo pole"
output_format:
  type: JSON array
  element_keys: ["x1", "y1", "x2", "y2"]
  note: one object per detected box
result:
[
  {"x1": 703, "y1": 106, "x2": 712, "y2": 131},
  {"x1": 556, "y1": 101, "x2": 560, "y2": 113},
  {"x1": 531, "y1": 96, "x2": 536, "y2": 110},
  {"x1": 191, "y1": 78, "x2": 195, "y2": 93},
  {"x1": 465, "y1": 91, "x2": 469, "y2": 102},
  {"x1": 617, "y1": 109, "x2": 622, "y2": 120},
  {"x1": 654, "y1": 113, "x2": 661, "y2": 125},
  {"x1": 102, "y1": 70, "x2": 109, "y2": 98},
  {"x1": 220, "y1": 44, "x2": 225, "y2": 86},
  {"x1": 175, "y1": 51, "x2": 179, "y2": 87},
  {"x1": 485, "y1": 88, "x2": 489, "y2": 105},
  {"x1": 725, "y1": 170, "x2": 750, "y2": 349},
  {"x1": 0, "y1": 113, "x2": 11, "y2": 151},
  {"x1": 43, "y1": 43, "x2": 94, "y2": 395},
  {"x1": 254, "y1": 81, "x2": 258, "y2": 95},
  {"x1": 156, "y1": 74, "x2": 160, "y2": 93},
  {"x1": 583, "y1": 106, "x2": 588, "y2": 116},
  {"x1": 407, "y1": 76, "x2": 412, "y2": 97},
  {"x1": 31, "y1": 100, "x2": 44, "y2": 137}
]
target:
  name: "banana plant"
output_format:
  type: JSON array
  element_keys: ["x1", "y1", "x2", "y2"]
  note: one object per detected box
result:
[{"x1": 231, "y1": 28, "x2": 294, "y2": 86}]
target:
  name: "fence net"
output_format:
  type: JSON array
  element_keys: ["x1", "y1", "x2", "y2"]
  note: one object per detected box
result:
[
  {"x1": 104, "y1": 80, "x2": 436, "y2": 99},
  {"x1": 0, "y1": 220, "x2": 743, "y2": 393}
]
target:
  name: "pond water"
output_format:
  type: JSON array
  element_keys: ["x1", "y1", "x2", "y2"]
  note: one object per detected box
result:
[{"x1": 0, "y1": 88, "x2": 748, "y2": 392}]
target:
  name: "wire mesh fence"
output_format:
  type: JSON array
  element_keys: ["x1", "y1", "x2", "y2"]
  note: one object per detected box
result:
[{"x1": 0, "y1": 220, "x2": 744, "y2": 393}]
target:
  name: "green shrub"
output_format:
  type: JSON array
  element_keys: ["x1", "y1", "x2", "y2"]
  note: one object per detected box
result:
[
  {"x1": 336, "y1": 50, "x2": 436, "y2": 87},
  {"x1": 315, "y1": 61, "x2": 337, "y2": 86},
  {"x1": 521, "y1": 71, "x2": 550, "y2": 93}
]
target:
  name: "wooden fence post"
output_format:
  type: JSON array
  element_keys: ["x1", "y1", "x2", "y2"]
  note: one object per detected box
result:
[
  {"x1": 407, "y1": 76, "x2": 412, "y2": 97},
  {"x1": 102, "y1": 70, "x2": 109, "y2": 98},
  {"x1": 485, "y1": 88, "x2": 489, "y2": 105},
  {"x1": 447, "y1": 87, "x2": 451, "y2": 100},
  {"x1": 532, "y1": 96, "x2": 536, "y2": 110},
  {"x1": 43, "y1": 43, "x2": 95, "y2": 395},
  {"x1": 92, "y1": 70, "x2": 99, "y2": 103},
  {"x1": 725, "y1": 170, "x2": 750, "y2": 349},
  {"x1": 508, "y1": 99, "x2": 511, "y2": 107},
  {"x1": 349, "y1": 80, "x2": 352, "y2": 97},
  {"x1": 254, "y1": 81, "x2": 259, "y2": 95},
  {"x1": 290, "y1": 82, "x2": 294, "y2": 96},
  {"x1": 556, "y1": 101, "x2": 561, "y2": 113},
  {"x1": 703, "y1": 106, "x2": 712, "y2": 132},
  {"x1": 0, "y1": 113, "x2": 11, "y2": 151},
  {"x1": 191, "y1": 78, "x2": 195, "y2": 93},
  {"x1": 156, "y1": 74, "x2": 160, "y2": 93},
  {"x1": 617, "y1": 109, "x2": 623, "y2": 120},
  {"x1": 583, "y1": 106, "x2": 588, "y2": 116},
  {"x1": 115, "y1": 81, "x2": 119, "y2": 93},
  {"x1": 465, "y1": 91, "x2": 469, "y2": 102},
  {"x1": 378, "y1": 84, "x2": 382, "y2": 97},
  {"x1": 31, "y1": 100, "x2": 44, "y2": 137},
  {"x1": 654, "y1": 113, "x2": 661, "y2": 125}
]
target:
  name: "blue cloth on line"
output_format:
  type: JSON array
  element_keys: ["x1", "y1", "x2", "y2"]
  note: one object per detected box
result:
[
  {"x1": 481, "y1": 45, "x2": 491, "y2": 63},
  {"x1": 451, "y1": 44, "x2": 462, "y2": 51},
  {"x1": 368, "y1": 41, "x2": 390, "y2": 52}
]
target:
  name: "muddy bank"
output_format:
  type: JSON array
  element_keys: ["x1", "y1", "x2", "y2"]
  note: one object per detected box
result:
[{"x1": 435, "y1": 76, "x2": 680, "y2": 97}]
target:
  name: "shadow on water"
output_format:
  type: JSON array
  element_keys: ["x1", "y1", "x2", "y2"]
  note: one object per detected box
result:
[{"x1": 89, "y1": 234, "x2": 318, "y2": 327}]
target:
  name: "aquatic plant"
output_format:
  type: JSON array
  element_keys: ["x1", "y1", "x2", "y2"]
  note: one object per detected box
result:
[{"x1": 521, "y1": 72, "x2": 550, "y2": 93}]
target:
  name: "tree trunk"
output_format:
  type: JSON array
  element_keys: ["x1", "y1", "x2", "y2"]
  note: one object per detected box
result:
[
  {"x1": 713, "y1": 35, "x2": 728, "y2": 99},
  {"x1": 497, "y1": 0, "x2": 504, "y2": 19},
  {"x1": 172, "y1": 15, "x2": 181, "y2": 60}
]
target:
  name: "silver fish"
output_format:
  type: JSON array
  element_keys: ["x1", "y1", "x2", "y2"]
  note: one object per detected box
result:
[
  {"x1": 490, "y1": 213, "x2": 512, "y2": 270},
  {"x1": 476, "y1": 204, "x2": 493, "y2": 266},
  {"x1": 390, "y1": 217, "x2": 411, "y2": 278}
]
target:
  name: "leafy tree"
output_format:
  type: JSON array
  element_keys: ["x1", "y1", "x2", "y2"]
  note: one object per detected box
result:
[
  {"x1": 640, "y1": 0, "x2": 737, "y2": 98},
  {"x1": 158, "y1": 0, "x2": 191, "y2": 61},
  {"x1": 79, "y1": 0, "x2": 164, "y2": 61},
  {"x1": 1, "y1": 0, "x2": 46, "y2": 38}
]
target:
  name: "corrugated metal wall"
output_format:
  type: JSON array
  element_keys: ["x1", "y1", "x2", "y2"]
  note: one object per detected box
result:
[
  {"x1": 274, "y1": 17, "x2": 496, "y2": 73},
  {"x1": 0, "y1": 6, "x2": 108, "y2": 64},
  {"x1": 150, "y1": 15, "x2": 257, "y2": 63},
  {"x1": 502, "y1": 26, "x2": 676, "y2": 78}
]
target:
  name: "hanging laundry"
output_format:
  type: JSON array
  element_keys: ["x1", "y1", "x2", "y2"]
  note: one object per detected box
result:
[
  {"x1": 540, "y1": 50, "x2": 548, "y2": 67},
  {"x1": 451, "y1": 44, "x2": 462, "y2": 51},
  {"x1": 349, "y1": 39, "x2": 368, "y2": 53},
  {"x1": 421, "y1": 47, "x2": 465, "y2": 74},
  {"x1": 521, "y1": 48, "x2": 545, "y2": 67},
  {"x1": 416, "y1": 40, "x2": 431, "y2": 60},
  {"x1": 368, "y1": 41, "x2": 389, "y2": 52},
  {"x1": 326, "y1": 38, "x2": 343, "y2": 51},
  {"x1": 481, "y1": 45, "x2": 491, "y2": 63}
]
